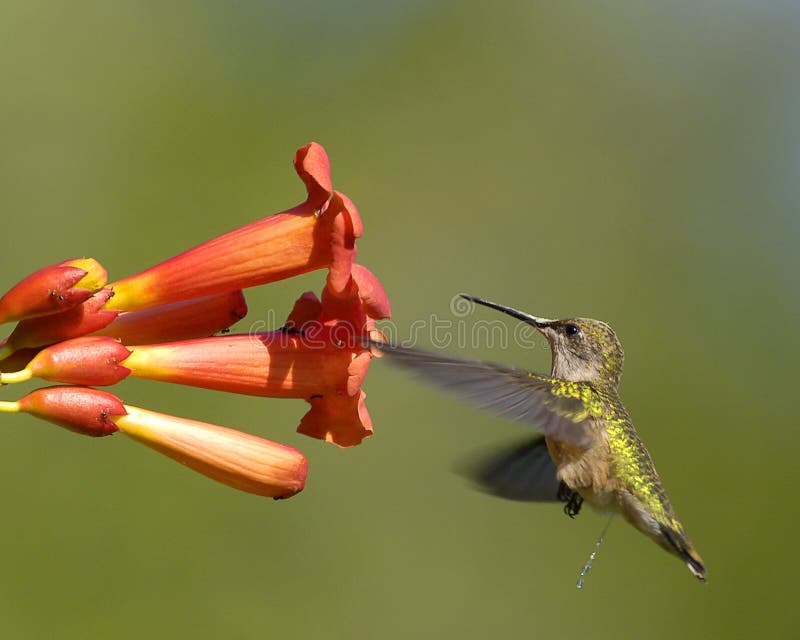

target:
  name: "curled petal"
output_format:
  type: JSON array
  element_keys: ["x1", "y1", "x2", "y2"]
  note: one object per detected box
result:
[
  {"x1": 346, "y1": 350, "x2": 372, "y2": 397},
  {"x1": 294, "y1": 142, "x2": 333, "y2": 210},
  {"x1": 326, "y1": 192, "x2": 362, "y2": 296},
  {"x1": 351, "y1": 264, "x2": 391, "y2": 321},
  {"x1": 116, "y1": 406, "x2": 307, "y2": 498},
  {"x1": 0, "y1": 258, "x2": 107, "y2": 324}
]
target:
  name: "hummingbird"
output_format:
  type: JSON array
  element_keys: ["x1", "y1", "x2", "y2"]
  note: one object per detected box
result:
[{"x1": 372, "y1": 294, "x2": 706, "y2": 582}]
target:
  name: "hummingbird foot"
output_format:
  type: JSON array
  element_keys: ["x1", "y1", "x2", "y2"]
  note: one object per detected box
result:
[{"x1": 557, "y1": 482, "x2": 583, "y2": 518}]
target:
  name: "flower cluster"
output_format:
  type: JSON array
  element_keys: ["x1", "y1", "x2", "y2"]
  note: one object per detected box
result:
[{"x1": 0, "y1": 143, "x2": 390, "y2": 499}]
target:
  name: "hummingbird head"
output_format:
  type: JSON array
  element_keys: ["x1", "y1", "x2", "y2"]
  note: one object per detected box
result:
[{"x1": 461, "y1": 295, "x2": 625, "y2": 387}]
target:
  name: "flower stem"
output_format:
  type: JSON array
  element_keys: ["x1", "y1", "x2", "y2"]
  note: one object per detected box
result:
[
  {"x1": 0, "y1": 369, "x2": 32, "y2": 384},
  {"x1": 0, "y1": 400, "x2": 20, "y2": 413}
]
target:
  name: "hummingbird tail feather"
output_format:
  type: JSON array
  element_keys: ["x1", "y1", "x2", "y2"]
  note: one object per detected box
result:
[{"x1": 659, "y1": 524, "x2": 706, "y2": 582}]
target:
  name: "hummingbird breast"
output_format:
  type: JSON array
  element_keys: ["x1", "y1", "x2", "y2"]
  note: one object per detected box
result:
[{"x1": 545, "y1": 422, "x2": 620, "y2": 513}]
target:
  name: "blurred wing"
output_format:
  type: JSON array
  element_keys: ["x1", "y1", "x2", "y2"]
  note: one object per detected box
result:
[
  {"x1": 371, "y1": 341, "x2": 596, "y2": 448},
  {"x1": 459, "y1": 435, "x2": 562, "y2": 502}
]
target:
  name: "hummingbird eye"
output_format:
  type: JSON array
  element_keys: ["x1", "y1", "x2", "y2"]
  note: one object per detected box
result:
[{"x1": 564, "y1": 323, "x2": 580, "y2": 337}]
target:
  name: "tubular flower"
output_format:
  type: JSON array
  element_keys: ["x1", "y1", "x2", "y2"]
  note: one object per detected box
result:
[
  {"x1": 0, "y1": 258, "x2": 107, "y2": 325},
  {"x1": 0, "y1": 386, "x2": 306, "y2": 498},
  {"x1": 122, "y1": 265, "x2": 389, "y2": 447},
  {"x1": 105, "y1": 143, "x2": 357, "y2": 312},
  {"x1": 0, "y1": 141, "x2": 390, "y2": 502},
  {"x1": 93, "y1": 290, "x2": 247, "y2": 345},
  {"x1": 8, "y1": 266, "x2": 391, "y2": 445},
  {"x1": 293, "y1": 263, "x2": 390, "y2": 446},
  {"x1": 116, "y1": 406, "x2": 307, "y2": 499}
]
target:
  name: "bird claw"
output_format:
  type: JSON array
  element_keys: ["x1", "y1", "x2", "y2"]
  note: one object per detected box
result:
[{"x1": 558, "y1": 482, "x2": 583, "y2": 518}]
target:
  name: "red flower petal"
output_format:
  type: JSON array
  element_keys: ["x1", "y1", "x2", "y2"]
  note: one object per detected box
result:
[
  {"x1": 351, "y1": 264, "x2": 391, "y2": 321},
  {"x1": 326, "y1": 192, "x2": 362, "y2": 296},
  {"x1": 298, "y1": 391, "x2": 373, "y2": 447},
  {"x1": 294, "y1": 142, "x2": 333, "y2": 210}
]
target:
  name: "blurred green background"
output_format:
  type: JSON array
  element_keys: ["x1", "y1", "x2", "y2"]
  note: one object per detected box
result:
[{"x1": 1, "y1": 1, "x2": 798, "y2": 638}]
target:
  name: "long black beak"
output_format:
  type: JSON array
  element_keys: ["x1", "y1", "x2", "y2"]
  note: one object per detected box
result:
[{"x1": 460, "y1": 294, "x2": 554, "y2": 328}]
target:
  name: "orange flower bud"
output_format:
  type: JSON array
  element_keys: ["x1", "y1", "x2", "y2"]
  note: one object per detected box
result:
[
  {"x1": 0, "y1": 258, "x2": 107, "y2": 324},
  {"x1": 115, "y1": 406, "x2": 307, "y2": 498},
  {"x1": 6, "y1": 336, "x2": 132, "y2": 386},
  {"x1": 0, "y1": 288, "x2": 119, "y2": 359},
  {"x1": 14, "y1": 386, "x2": 125, "y2": 437}
]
